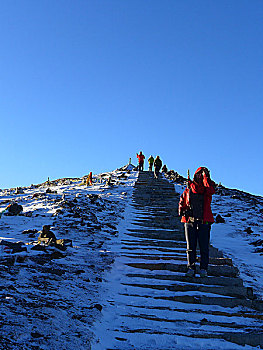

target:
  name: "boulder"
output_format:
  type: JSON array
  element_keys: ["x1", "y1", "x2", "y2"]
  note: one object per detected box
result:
[
  {"x1": 231, "y1": 194, "x2": 241, "y2": 200},
  {"x1": 15, "y1": 187, "x2": 24, "y2": 194},
  {"x1": 46, "y1": 188, "x2": 57, "y2": 194},
  {"x1": 244, "y1": 227, "x2": 253, "y2": 234},
  {"x1": 6, "y1": 203, "x2": 23, "y2": 216},
  {"x1": 0, "y1": 240, "x2": 27, "y2": 253},
  {"x1": 215, "y1": 214, "x2": 225, "y2": 223},
  {"x1": 32, "y1": 193, "x2": 45, "y2": 199},
  {"x1": 22, "y1": 229, "x2": 38, "y2": 235},
  {"x1": 92, "y1": 303, "x2": 103, "y2": 311}
]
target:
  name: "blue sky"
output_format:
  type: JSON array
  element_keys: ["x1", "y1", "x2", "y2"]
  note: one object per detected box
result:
[{"x1": 0, "y1": 0, "x2": 262, "y2": 195}]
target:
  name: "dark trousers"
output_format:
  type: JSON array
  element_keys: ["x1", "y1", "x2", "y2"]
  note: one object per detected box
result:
[
  {"x1": 154, "y1": 166, "x2": 161, "y2": 178},
  {"x1": 149, "y1": 164, "x2": 153, "y2": 171},
  {"x1": 184, "y1": 222, "x2": 211, "y2": 270},
  {"x1": 138, "y1": 162, "x2": 144, "y2": 171}
]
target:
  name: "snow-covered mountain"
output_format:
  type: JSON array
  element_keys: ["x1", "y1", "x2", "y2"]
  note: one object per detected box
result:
[{"x1": 0, "y1": 167, "x2": 263, "y2": 349}]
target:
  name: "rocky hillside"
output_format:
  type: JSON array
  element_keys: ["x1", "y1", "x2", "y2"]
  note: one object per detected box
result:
[
  {"x1": 0, "y1": 169, "x2": 137, "y2": 350},
  {"x1": 1, "y1": 167, "x2": 263, "y2": 349}
]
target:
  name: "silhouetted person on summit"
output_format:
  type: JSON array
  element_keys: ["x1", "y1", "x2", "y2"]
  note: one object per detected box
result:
[
  {"x1": 136, "y1": 151, "x2": 145, "y2": 171},
  {"x1": 154, "y1": 156, "x2": 162, "y2": 178},
  {"x1": 162, "y1": 164, "x2": 168, "y2": 173},
  {"x1": 178, "y1": 167, "x2": 216, "y2": 278},
  {"x1": 148, "y1": 155, "x2": 154, "y2": 171}
]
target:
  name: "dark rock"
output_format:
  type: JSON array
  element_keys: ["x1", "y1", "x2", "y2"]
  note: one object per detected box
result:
[
  {"x1": 46, "y1": 188, "x2": 57, "y2": 194},
  {"x1": 87, "y1": 194, "x2": 100, "y2": 204},
  {"x1": 16, "y1": 255, "x2": 27, "y2": 263},
  {"x1": 31, "y1": 245, "x2": 47, "y2": 252},
  {"x1": 231, "y1": 195, "x2": 241, "y2": 200},
  {"x1": 104, "y1": 223, "x2": 116, "y2": 230},
  {"x1": 0, "y1": 240, "x2": 27, "y2": 253},
  {"x1": 166, "y1": 170, "x2": 187, "y2": 184},
  {"x1": 32, "y1": 193, "x2": 45, "y2": 199},
  {"x1": 215, "y1": 214, "x2": 225, "y2": 223},
  {"x1": 118, "y1": 173, "x2": 128, "y2": 179},
  {"x1": 244, "y1": 227, "x2": 253, "y2": 234},
  {"x1": 31, "y1": 332, "x2": 43, "y2": 339},
  {"x1": 46, "y1": 267, "x2": 65, "y2": 276},
  {"x1": 247, "y1": 287, "x2": 254, "y2": 300},
  {"x1": 200, "y1": 318, "x2": 209, "y2": 325},
  {"x1": 6, "y1": 203, "x2": 23, "y2": 216},
  {"x1": 250, "y1": 239, "x2": 263, "y2": 247},
  {"x1": 22, "y1": 229, "x2": 38, "y2": 235},
  {"x1": 91, "y1": 224, "x2": 102, "y2": 230},
  {"x1": 93, "y1": 303, "x2": 102, "y2": 311},
  {"x1": 54, "y1": 209, "x2": 63, "y2": 215},
  {"x1": 50, "y1": 251, "x2": 66, "y2": 259},
  {"x1": 15, "y1": 187, "x2": 24, "y2": 194},
  {"x1": 0, "y1": 199, "x2": 12, "y2": 205}
]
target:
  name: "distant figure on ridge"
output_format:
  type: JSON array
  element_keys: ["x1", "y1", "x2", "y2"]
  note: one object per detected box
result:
[
  {"x1": 148, "y1": 155, "x2": 154, "y2": 171},
  {"x1": 136, "y1": 151, "x2": 145, "y2": 171},
  {"x1": 86, "y1": 172, "x2": 93, "y2": 186},
  {"x1": 162, "y1": 164, "x2": 168, "y2": 173},
  {"x1": 178, "y1": 167, "x2": 216, "y2": 278},
  {"x1": 154, "y1": 156, "x2": 162, "y2": 178}
]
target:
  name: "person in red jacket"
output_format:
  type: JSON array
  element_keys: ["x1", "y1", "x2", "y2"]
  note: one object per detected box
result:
[
  {"x1": 136, "y1": 151, "x2": 145, "y2": 171},
  {"x1": 178, "y1": 167, "x2": 216, "y2": 278}
]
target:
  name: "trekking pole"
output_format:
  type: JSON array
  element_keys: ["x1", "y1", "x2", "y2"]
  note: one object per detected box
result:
[
  {"x1": 0, "y1": 206, "x2": 9, "y2": 219},
  {"x1": 187, "y1": 169, "x2": 190, "y2": 188}
]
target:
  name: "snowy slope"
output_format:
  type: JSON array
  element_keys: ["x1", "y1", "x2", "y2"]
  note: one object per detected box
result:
[
  {"x1": 0, "y1": 169, "x2": 137, "y2": 350},
  {"x1": 1, "y1": 168, "x2": 263, "y2": 350}
]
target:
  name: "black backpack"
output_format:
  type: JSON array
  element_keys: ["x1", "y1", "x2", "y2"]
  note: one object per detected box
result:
[{"x1": 189, "y1": 190, "x2": 204, "y2": 220}]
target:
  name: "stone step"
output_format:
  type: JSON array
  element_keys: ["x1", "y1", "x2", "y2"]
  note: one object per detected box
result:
[
  {"x1": 120, "y1": 291, "x2": 253, "y2": 309},
  {"x1": 121, "y1": 239, "x2": 186, "y2": 248},
  {"x1": 124, "y1": 231, "x2": 184, "y2": 241},
  {"x1": 110, "y1": 321, "x2": 263, "y2": 349},
  {"x1": 122, "y1": 253, "x2": 233, "y2": 266},
  {"x1": 125, "y1": 273, "x2": 244, "y2": 287},
  {"x1": 122, "y1": 312, "x2": 260, "y2": 332},
  {"x1": 126, "y1": 262, "x2": 239, "y2": 277},
  {"x1": 127, "y1": 228, "x2": 183, "y2": 235},
  {"x1": 121, "y1": 246, "x2": 186, "y2": 254},
  {"x1": 130, "y1": 221, "x2": 176, "y2": 229},
  {"x1": 124, "y1": 302, "x2": 263, "y2": 321},
  {"x1": 121, "y1": 282, "x2": 251, "y2": 299},
  {"x1": 123, "y1": 239, "x2": 186, "y2": 248}
]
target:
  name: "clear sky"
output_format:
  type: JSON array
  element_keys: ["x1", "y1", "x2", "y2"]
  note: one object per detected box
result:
[{"x1": 0, "y1": 0, "x2": 262, "y2": 195}]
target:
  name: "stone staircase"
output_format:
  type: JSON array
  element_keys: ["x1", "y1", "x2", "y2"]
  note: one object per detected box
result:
[{"x1": 93, "y1": 171, "x2": 263, "y2": 349}]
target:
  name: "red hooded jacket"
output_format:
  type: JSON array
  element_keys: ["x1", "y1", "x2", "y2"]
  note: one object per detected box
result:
[
  {"x1": 137, "y1": 153, "x2": 145, "y2": 163},
  {"x1": 178, "y1": 167, "x2": 216, "y2": 223}
]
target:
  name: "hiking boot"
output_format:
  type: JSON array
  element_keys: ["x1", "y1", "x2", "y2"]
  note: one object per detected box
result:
[
  {"x1": 200, "y1": 269, "x2": 208, "y2": 278},
  {"x1": 185, "y1": 268, "x2": 195, "y2": 277}
]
